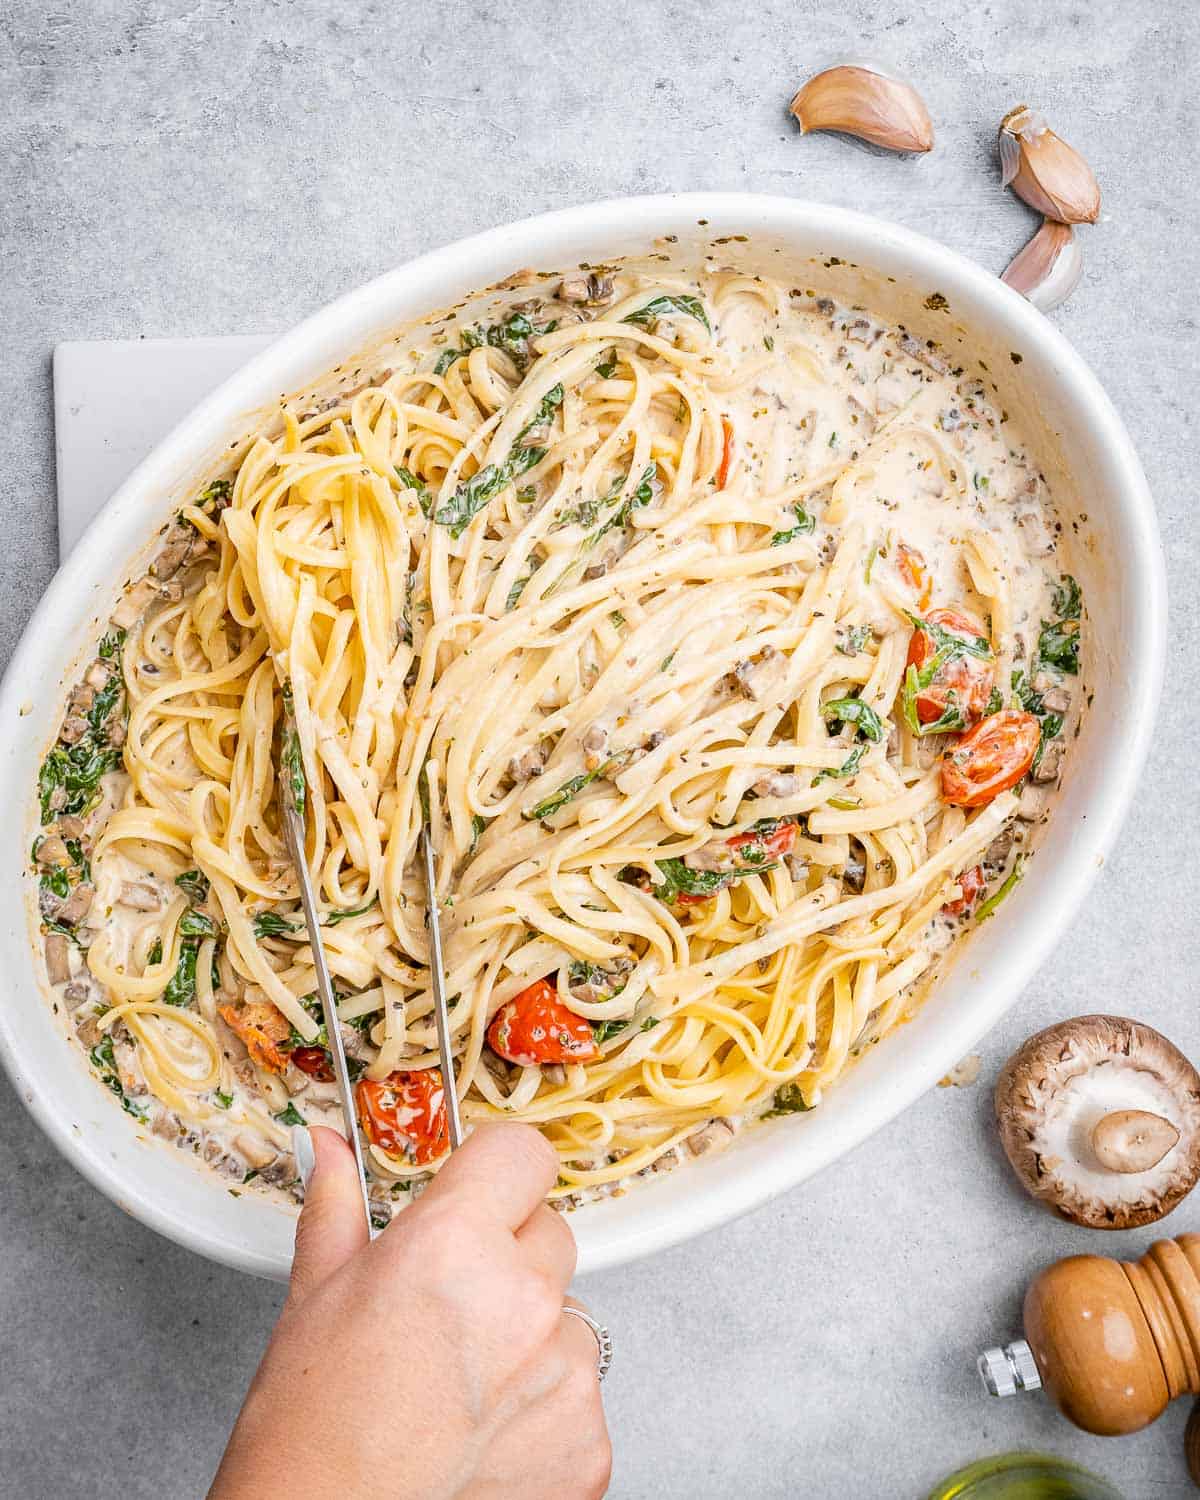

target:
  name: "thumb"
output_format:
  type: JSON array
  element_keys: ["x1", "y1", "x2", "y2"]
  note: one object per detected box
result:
[{"x1": 287, "y1": 1124, "x2": 371, "y2": 1307}]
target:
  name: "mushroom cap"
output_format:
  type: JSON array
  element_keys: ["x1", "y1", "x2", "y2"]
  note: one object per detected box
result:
[{"x1": 995, "y1": 1015, "x2": 1200, "y2": 1229}]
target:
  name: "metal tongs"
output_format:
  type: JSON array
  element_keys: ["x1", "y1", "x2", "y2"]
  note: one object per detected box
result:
[
  {"x1": 420, "y1": 823, "x2": 463, "y2": 1151},
  {"x1": 276, "y1": 728, "x2": 463, "y2": 1239},
  {"x1": 277, "y1": 748, "x2": 374, "y2": 1235}
]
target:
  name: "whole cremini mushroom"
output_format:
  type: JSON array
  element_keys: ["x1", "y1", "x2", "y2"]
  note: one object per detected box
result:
[{"x1": 995, "y1": 1015, "x2": 1200, "y2": 1229}]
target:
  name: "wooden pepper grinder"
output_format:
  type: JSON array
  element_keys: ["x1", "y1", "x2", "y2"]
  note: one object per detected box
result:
[{"x1": 980, "y1": 1233, "x2": 1200, "y2": 1483}]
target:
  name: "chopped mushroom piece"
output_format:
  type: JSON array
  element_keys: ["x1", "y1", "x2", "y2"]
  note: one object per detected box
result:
[
  {"x1": 151, "y1": 526, "x2": 205, "y2": 580},
  {"x1": 35, "y1": 835, "x2": 71, "y2": 868},
  {"x1": 730, "y1": 645, "x2": 780, "y2": 701},
  {"x1": 982, "y1": 829, "x2": 1015, "y2": 869},
  {"x1": 110, "y1": 577, "x2": 161, "y2": 630},
  {"x1": 558, "y1": 273, "x2": 614, "y2": 306},
  {"x1": 1033, "y1": 678, "x2": 1072, "y2": 714},
  {"x1": 235, "y1": 1132, "x2": 278, "y2": 1171},
  {"x1": 260, "y1": 1153, "x2": 297, "y2": 1186},
  {"x1": 282, "y1": 1064, "x2": 311, "y2": 1097},
  {"x1": 581, "y1": 723, "x2": 609, "y2": 771},
  {"x1": 1014, "y1": 784, "x2": 1049, "y2": 822},
  {"x1": 118, "y1": 880, "x2": 163, "y2": 912},
  {"x1": 637, "y1": 1147, "x2": 681, "y2": 1177},
  {"x1": 66, "y1": 682, "x2": 96, "y2": 717},
  {"x1": 995, "y1": 1015, "x2": 1200, "y2": 1228},
  {"x1": 507, "y1": 746, "x2": 546, "y2": 783},
  {"x1": 59, "y1": 715, "x2": 90, "y2": 745},
  {"x1": 44, "y1": 932, "x2": 72, "y2": 985},
  {"x1": 152, "y1": 1109, "x2": 182, "y2": 1141},
  {"x1": 683, "y1": 841, "x2": 736, "y2": 874},
  {"x1": 568, "y1": 956, "x2": 633, "y2": 1004},
  {"x1": 339, "y1": 1021, "x2": 371, "y2": 1062},
  {"x1": 685, "y1": 1118, "x2": 735, "y2": 1157},
  {"x1": 1031, "y1": 740, "x2": 1064, "y2": 784},
  {"x1": 752, "y1": 771, "x2": 804, "y2": 799},
  {"x1": 51, "y1": 882, "x2": 94, "y2": 925},
  {"x1": 63, "y1": 978, "x2": 92, "y2": 1010},
  {"x1": 76, "y1": 1014, "x2": 102, "y2": 1049}
]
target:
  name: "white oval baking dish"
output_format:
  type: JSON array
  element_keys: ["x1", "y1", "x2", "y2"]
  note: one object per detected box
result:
[{"x1": 0, "y1": 194, "x2": 1164, "y2": 1279}]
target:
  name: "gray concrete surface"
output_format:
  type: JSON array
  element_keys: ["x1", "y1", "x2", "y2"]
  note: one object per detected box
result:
[{"x1": 2, "y1": 2, "x2": 1197, "y2": 1495}]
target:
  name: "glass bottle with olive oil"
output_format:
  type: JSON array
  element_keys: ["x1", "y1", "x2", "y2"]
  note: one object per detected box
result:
[{"x1": 926, "y1": 1453, "x2": 1122, "y2": 1500}]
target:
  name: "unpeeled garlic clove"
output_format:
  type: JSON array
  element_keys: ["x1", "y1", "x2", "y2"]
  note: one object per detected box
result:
[
  {"x1": 998, "y1": 105, "x2": 1100, "y2": 224},
  {"x1": 1001, "y1": 219, "x2": 1083, "y2": 312},
  {"x1": 790, "y1": 65, "x2": 934, "y2": 154}
]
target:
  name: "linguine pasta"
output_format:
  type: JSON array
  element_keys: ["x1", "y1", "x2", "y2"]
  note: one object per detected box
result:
[{"x1": 33, "y1": 262, "x2": 1081, "y2": 1219}]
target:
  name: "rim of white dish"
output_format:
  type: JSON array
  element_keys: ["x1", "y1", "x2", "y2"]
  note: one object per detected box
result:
[{"x1": 0, "y1": 193, "x2": 1165, "y2": 1279}]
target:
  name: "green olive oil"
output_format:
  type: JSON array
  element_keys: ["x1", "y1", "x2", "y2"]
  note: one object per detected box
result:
[{"x1": 926, "y1": 1453, "x2": 1123, "y2": 1500}]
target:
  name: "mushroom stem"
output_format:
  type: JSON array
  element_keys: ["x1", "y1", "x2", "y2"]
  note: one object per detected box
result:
[{"x1": 1092, "y1": 1110, "x2": 1181, "y2": 1175}]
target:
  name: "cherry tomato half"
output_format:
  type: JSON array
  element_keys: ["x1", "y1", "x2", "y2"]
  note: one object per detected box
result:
[
  {"x1": 356, "y1": 1068, "x2": 449, "y2": 1166},
  {"x1": 942, "y1": 864, "x2": 986, "y2": 917},
  {"x1": 941, "y1": 710, "x2": 1040, "y2": 808},
  {"x1": 487, "y1": 978, "x2": 600, "y2": 1067},
  {"x1": 290, "y1": 1045, "x2": 334, "y2": 1082},
  {"x1": 716, "y1": 416, "x2": 735, "y2": 489},
  {"x1": 218, "y1": 1001, "x2": 290, "y2": 1074},
  {"x1": 906, "y1": 607, "x2": 995, "y2": 729}
]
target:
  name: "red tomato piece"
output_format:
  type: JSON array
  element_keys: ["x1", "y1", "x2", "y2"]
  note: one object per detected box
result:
[
  {"x1": 896, "y1": 542, "x2": 932, "y2": 610},
  {"x1": 290, "y1": 1046, "x2": 334, "y2": 1082},
  {"x1": 487, "y1": 978, "x2": 600, "y2": 1066},
  {"x1": 942, "y1": 864, "x2": 986, "y2": 917},
  {"x1": 941, "y1": 710, "x2": 1040, "y2": 808},
  {"x1": 219, "y1": 1001, "x2": 290, "y2": 1074},
  {"x1": 675, "y1": 822, "x2": 798, "y2": 906},
  {"x1": 906, "y1": 607, "x2": 995, "y2": 729},
  {"x1": 716, "y1": 416, "x2": 735, "y2": 489},
  {"x1": 675, "y1": 890, "x2": 716, "y2": 907},
  {"x1": 356, "y1": 1068, "x2": 449, "y2": 1166},
  {"x1": 726, "y1": 821, "x2": 798, "y2": 861}
]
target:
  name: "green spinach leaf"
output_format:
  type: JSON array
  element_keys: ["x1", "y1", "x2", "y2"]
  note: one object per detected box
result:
[
  {"x1": 175, "y1": 869, "x2": 210, "y2": 903},
  {"x1": 623, "y1": 294, "x2": 710, "y2": 334},
  {"x1": 764, "y1": 1081, "x2": 811, "y2": 1117},
  {"x1": 89, "y1": 1034, "x2": 146, "y2": 1120},
  {"x1": 253, "y1": 911, "x2": 300, "y2": 940},
  {"x1": 976, "y1": 854, "x2": 1024, "y2": 921},
  {"x1": 812, "y1": 744, "x2": 867, "y2": 786},
  {"x1": 770, "y1": 503, "x2": 816, "y2": 546},
  {"x1": 821, "y1": 696, "x2": 884, "y2": 743},
  {"x1": 162, "y1": 939, "x2": 200, "y2": 1007}
]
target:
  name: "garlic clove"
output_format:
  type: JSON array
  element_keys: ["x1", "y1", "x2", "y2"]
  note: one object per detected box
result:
[
  {"x1": 998, "y1": 105, "x2": 1100, "y2": 224},
  {"x1": 1001, "y1": 219, "x2": 1083, "y2": 312},
  {"x1": 790, "y1": 65, "x2": 934, "y2": 154}
]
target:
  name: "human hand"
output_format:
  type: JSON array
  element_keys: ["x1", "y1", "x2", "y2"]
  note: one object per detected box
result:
[{"x1": 209, "y1": 1122, "x2": 611, "y2": 1499}]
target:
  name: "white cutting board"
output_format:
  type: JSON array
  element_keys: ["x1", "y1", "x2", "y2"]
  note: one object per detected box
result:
[{"x1": 53, "y1": 336, "x2": 273, "y2": 558}]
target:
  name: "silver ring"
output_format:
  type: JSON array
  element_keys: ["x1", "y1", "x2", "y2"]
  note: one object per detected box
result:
[{"x1": 562, "y1": 1305, "x2": 613, "y2": 1382}]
